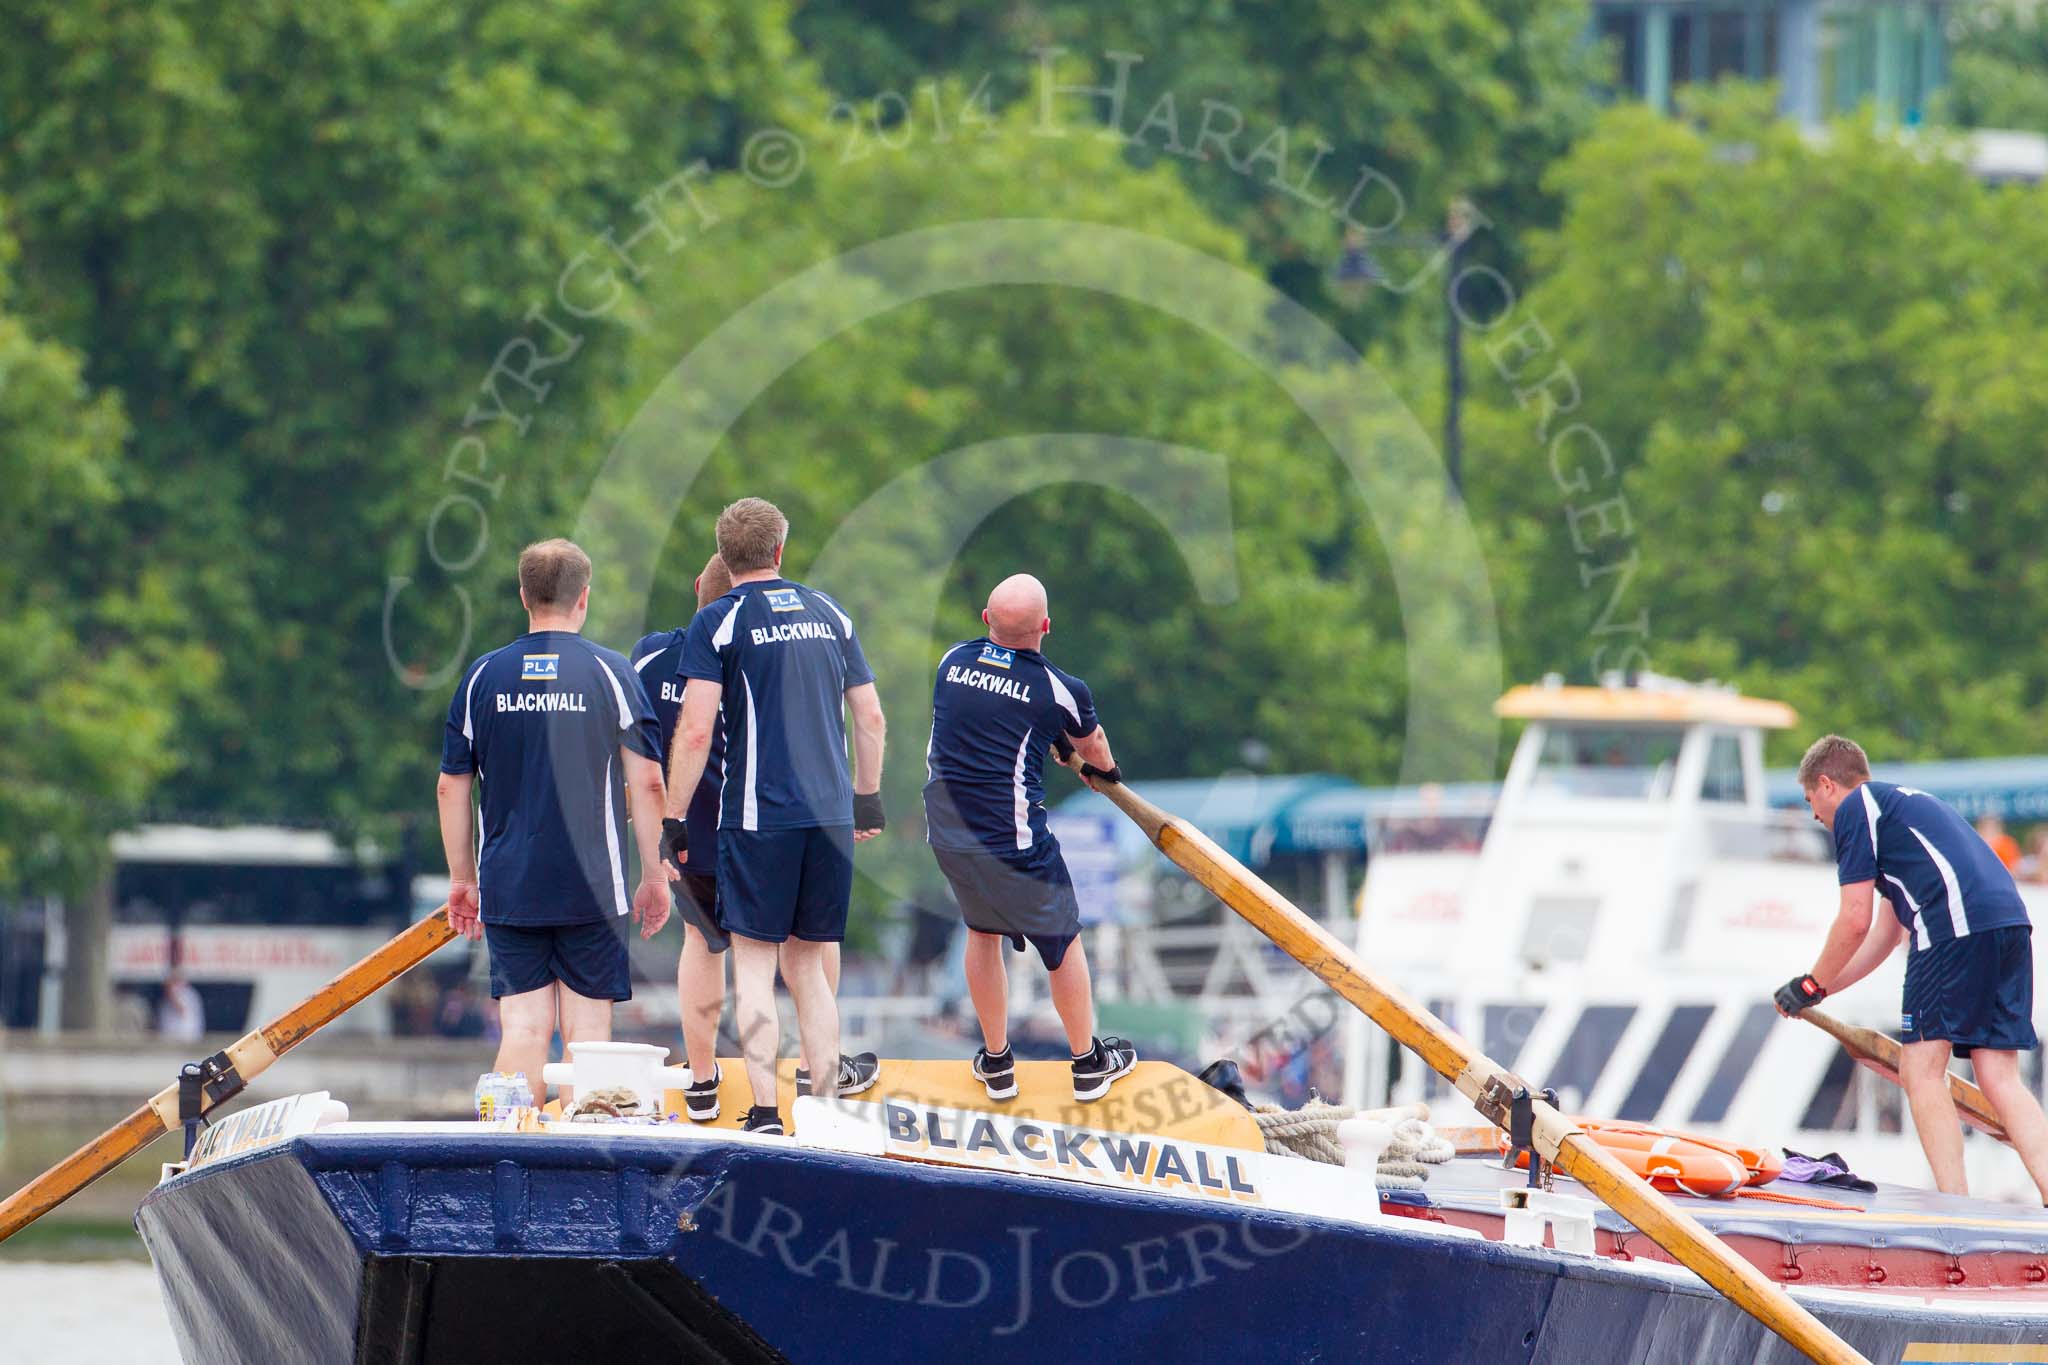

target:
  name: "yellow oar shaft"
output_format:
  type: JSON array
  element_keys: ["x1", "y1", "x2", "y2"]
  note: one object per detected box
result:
[
  {"x1": 1080, "y1": 768, "x2": 1866, "y2": 1365},
  {"x1": 0, "y1": 908, "x2": 457, "y2": 1243}
]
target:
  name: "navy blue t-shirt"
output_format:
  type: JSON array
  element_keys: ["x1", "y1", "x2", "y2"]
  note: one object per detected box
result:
[
  {"x1": 631, "y1": 621, "x2": 725, "y2": 855},
  {"x1": 1833, "y1": 780, "x2": 2031, "y2": 950},
  {"x1": 923, "y1": 637, "x2": 1099, "y2": 853},
  {"x1": 676, "y1": 578, "x2": 874, "y2": 831},
  {"x1": 441, "y1": 631, "x2": 661, "y2": 925}
]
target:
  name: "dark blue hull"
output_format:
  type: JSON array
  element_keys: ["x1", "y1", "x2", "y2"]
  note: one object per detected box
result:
[{"x1": 136, "y1": 1131, "x2": 2048, "y2": 1363}]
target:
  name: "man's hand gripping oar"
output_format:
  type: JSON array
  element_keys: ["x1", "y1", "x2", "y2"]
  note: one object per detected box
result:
[
  {"x1": 1062, "y1": 754, "x2": 1868, "y2": 1365},
  {"x1": 0, "y1": 907, "x2": 459, "y2": 1244}
]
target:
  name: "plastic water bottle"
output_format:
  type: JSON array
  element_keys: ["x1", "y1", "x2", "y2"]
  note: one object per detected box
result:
[{"x1": 473, "y1": 1071, "x2": 533, "y2": 1120}]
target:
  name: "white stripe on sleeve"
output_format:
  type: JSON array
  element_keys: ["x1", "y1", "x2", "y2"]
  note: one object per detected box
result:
[
  {"x1": 1044, "y1": 667, "x2": 1083, "y2": 729},
  {"x1": 593, "y1": 649, "x2": 635, "y2": 732},
  {"x1": 711, "y1": 599, "x2": 742, "y2": 649},
  {"x1": 461, "y1": 656, "x2": 490, "y2": 744},
  {"x1": 1909, "y1": 827, "x2": 1971, "y2": 940}
]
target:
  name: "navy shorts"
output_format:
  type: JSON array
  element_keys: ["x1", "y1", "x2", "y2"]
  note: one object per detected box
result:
[
  {"x1": 674, "y1": 873, "x2": 728, "y2": 954},
  {"x1": 933, "y1": 839, "x2": 1081, "y2": 971},
  {"x1": 484, "y1": 919, "x2": 631, "y2": 1001},
  {"x1": 716, "y1": 825, "x2": 854, "y2": 943},
  {"x1": 1901, "y1": 925, "x2": 2037, "y2": 1057}
]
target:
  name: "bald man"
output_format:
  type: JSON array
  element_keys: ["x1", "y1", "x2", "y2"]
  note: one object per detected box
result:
[{"x1": 922, "y1": 574, "x2": 1137, "y2": 1103}]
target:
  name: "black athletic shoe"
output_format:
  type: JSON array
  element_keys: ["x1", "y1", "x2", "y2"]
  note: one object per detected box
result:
[
  {"x1": 972, "y1": 1045, "x2": 1018, "y2": 1101},
  {"x1": 795, "y1": 1052, "x2": 881, "y2": 1097},
  {"x1": 682, "y1": 1064, "x2": 720, "y2": 1122},
  {"x1": 742, "y1": 1105, "x2": 784, "y2": 1136},
  {"x1": 1072, "y1": 1036, "x2": 1137, "y2": 1102}
]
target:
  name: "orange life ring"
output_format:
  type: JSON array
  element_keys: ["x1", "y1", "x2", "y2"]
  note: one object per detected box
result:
[{"x1": 1497, "y1": 1118, "x2": 1782, "y2": 1199}]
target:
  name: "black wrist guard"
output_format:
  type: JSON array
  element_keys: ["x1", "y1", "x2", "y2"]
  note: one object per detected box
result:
[
  {"x1": 1774, "y1": 973, "x2": 1826, "y2": 1015},
  {"x1": 1081, "y1": 762, "x2": 1123, "y2": 785},
  {"x1": 660, "y1": 818, "x2": 689, "y2": 871},
  {"x1": 854, "y1": 791, "x2": 885, "y2": 831}
]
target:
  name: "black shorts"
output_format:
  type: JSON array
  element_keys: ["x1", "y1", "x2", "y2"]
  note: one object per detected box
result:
[
  {"x1": 716, "y1": 825, "x2": 854, "y2": 943},
  {"x1": 484, "y1": 919, "x2": 631, "y2": 1001},
  {"x1": 933, "y1": 839, "x2": 1081, "y2": 970},
  {"x1": 674, "y1": 873, "x2": 728, "y2": 954},
  {"x1": 1901, "y1": 925, "x2": 2037, "y2": 1057}
]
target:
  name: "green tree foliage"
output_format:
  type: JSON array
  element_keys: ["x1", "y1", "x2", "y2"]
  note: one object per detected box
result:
[
  {"x1": 0, "y1": 0, "x2": 804, "y2": 848},
  {"x1": 1945, "y1": 2, "x2": 2048, "y2": 131},
  {"x1": 790, "y1": 0, "x2": 1602, "y2": 326},
  {"x1": 0, "y1": 210, "x2": 212, "y2": 893},
  {"x1": 1465, "y1": 89, "x2": 2048, "y2": 761}
]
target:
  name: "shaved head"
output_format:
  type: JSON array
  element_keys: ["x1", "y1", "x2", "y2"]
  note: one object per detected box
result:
[{"x1": 984, "y1": 573, "x2": 1050, "y2": 647}]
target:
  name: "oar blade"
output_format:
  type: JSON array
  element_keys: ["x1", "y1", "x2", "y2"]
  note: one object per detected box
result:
[{"x1": 0, "y1": 1104, "x2": 167, "y2": 1243}]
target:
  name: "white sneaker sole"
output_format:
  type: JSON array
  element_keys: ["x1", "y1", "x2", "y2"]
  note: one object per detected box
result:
[
  {"x1": 1071, "y1": 1054, "x2": 1136, "y2": 1102},
  {"x1": 975, "y1": 1072, "x2": 1019, "y2": 1101},
  {"x1": 684, "y1": 1098, "x2": 720, "y2": 1122},
  {"x1": 798, "y1": 1068, "x2": 881, "y2": 1099}
]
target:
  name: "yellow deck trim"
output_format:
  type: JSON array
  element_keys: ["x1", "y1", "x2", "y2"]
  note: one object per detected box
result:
[
  {"x1": 1901, "y1": 1348, "x2": 2048, "y2": 1363},
  {"x1": 649, "y1": 1058, "x2": 1266, "y2": 1152}
]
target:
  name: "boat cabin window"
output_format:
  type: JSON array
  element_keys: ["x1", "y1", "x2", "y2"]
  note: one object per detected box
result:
[
  {"x1": 1530, "y1": 725, "x2": 1682, "y2": 801},
  {"x1": 1700, "y1": 734, "x2": 1748, "y2": 803}
]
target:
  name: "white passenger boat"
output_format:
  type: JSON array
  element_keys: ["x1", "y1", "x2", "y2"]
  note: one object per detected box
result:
[{"x1": 1345, "y1": 676, "x2": 2048, "y2": 1195}]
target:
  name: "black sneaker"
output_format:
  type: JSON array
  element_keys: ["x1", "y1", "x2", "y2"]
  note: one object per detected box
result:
[
  {"x1": 682, "y1": 1064, "x2": 720, "y2": 1122},
  {"x1": 1071, "y1": 1036, "x2": 1137, "y2": 1102},
  {"x1": 795, "y1": 1052, "x2": 881, "y2": 1097},
  {"x1": 972, "y1": 1046, "x2": 1018, "y2": 1101},
  {"x1": 742, "y1": 1105, "x2": 784, "y2": 1136}
]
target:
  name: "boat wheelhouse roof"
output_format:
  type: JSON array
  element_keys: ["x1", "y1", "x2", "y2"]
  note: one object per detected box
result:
[{"x1": 1495, "y1": 682, "x2": 1798, "y2": 731}]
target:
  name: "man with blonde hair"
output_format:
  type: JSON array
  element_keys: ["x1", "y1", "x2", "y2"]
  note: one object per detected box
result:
[
  {"x1": 633, "y1": 551, "x2": 735, "y2": 1121},
  {"x1": 661, "y1": 498, "x2": 887, "y2": 1133},
  {"x1": 1777, "y1": 733, "x2": 2048, "y2": 1199},
  {"x1": 439, "y1": 539, "x2": 671, "y2": 1108}
]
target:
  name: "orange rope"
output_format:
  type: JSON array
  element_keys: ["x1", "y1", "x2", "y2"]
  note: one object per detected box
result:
[{"x1": 1733, "y1": 1188, "x2": 1866, "y2": 1212}]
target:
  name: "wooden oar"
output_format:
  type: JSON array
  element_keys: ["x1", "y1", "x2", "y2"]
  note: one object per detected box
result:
[
  {"x1": 0, "y1": 907, "x2": 457, "y2": 1244},
  {"x1": 1068, "y1": 761, "x2": 1867, "y2": 1365},
  {"x1": 1800, "y1": 1006, "x2": 2008, "y2": 1142}
]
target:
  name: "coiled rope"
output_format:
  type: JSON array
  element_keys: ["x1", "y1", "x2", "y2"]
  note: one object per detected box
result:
[{"x1": 1252, "y1": 1101, "x2": 1455, "y2": 1187}]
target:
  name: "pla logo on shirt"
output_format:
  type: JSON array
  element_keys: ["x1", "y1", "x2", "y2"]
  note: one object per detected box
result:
[
  {"x1": 978, "y1": 644, "x2": 1015, "y2": 670},
  {"x1": 765, "y1": 588, "x2": 804, "y2": 613},
  {"x1": 521, "y1": 654, "x2": 560, "y2": 681},
  {"x1": 1901, "y1": 1012, "x2": 1914, "y2": 1032}
]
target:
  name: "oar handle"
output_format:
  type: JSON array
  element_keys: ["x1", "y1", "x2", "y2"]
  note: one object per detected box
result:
[{"x1": 1801, "y1": 1007, "x2": 2009, "y2": 1141}]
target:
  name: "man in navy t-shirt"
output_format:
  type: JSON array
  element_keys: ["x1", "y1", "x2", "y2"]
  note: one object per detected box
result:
[
  {"x1": 660, "y1": 498, "x2": 887, "y2": 1133},
  {"x1": 632, "y1": 550, "x2": 732, "y2": 1121},
  {"x1": 1775, "y1": 734, "x2": 2048, "y2": 1199},
  {"x1": 924, "y1": 573, "x2": 1137, "y2": 1105},
  {"x1": 438, "y1": 539, "x2": 671, "y2": 1108}
]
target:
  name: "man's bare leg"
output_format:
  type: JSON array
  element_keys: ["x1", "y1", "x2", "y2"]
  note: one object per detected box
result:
[
  {"x1": 494, "y1": 984, "x2": 557, "y2": 1105},
  {"x1": 1046, "y1": 939, "x2": 1097, "y2": 1056},
  {"x1": 676, "y1": 931, "x2": 725, "y2": 1080},
  {"x1": 781, "y1": 938, "x2": 841, "y2": 1102},
  {"x1": 963, "y1": 930, "x2": 1010, "y2": 1055},
  {"x1": 1971, "y1": 1049, "x2": 2048, "y2": 1202},
  {"x1": 554, "y1": 984, "x2": 613, "y2": 1111},
  {"x1": 729, "y1": 936, "x2": 783, "y2": 1111},
  {"x1": 1901, "y1": 1038, "x2": 1969, "y2": 1194}
]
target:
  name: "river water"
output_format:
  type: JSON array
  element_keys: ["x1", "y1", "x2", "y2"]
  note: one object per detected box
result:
[{"x1": 0, "y1": 1261, "x2": 177, "y2": 1361}]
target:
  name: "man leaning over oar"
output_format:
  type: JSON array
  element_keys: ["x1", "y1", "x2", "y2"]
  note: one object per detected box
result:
[{"x1": 1774, "y1": 733, "x2": 2048, "y2": 1200}]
